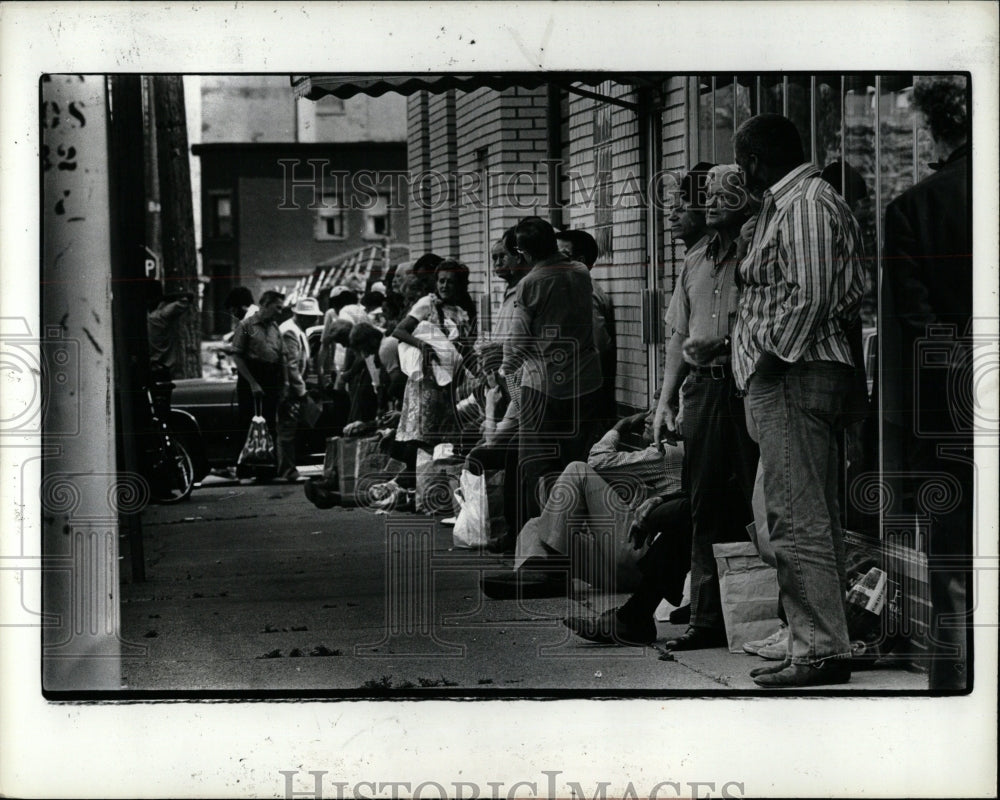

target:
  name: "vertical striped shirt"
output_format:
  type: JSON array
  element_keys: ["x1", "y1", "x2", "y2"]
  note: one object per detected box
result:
[{"x1": 732, "y1": 163, "x2": 865, "y2": 391}]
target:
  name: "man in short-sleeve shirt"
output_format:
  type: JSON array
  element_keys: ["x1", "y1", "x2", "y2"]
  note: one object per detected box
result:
[
  {"x1": 231, "y1": 290, "x2": 285, "y2": 451},
  {"x1": 500, "y1": 216, "x2": 603, "y2": 533},
  {"x1": 653, "y1": 164, "x2": 759, "y2": 653}
]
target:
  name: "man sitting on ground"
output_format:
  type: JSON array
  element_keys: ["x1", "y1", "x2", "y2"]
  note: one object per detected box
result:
[
  {"x1": 563, "y1": 492, "x2": 692, "y2": 646},
  {"x1": 481, "y1": 408, "x2": 684, "y2": 599}
]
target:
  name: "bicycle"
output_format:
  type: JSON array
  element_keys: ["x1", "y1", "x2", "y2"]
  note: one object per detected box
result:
[{"x1": 142, "y1": 375, "x2": 195, "y2": 503}]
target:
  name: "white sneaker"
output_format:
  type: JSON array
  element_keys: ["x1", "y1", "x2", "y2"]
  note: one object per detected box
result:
[{"x1": 742, "y1": 623, "x2": 788, "y2": 656}]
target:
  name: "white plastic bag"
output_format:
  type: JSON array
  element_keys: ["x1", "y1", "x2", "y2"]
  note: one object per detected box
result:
[
  {"x1": 452, "y1": 469, "x2": 489, "y2": 549},
  {"x1": 398, "y1": 319, "x2": 461, "y2": 385}
]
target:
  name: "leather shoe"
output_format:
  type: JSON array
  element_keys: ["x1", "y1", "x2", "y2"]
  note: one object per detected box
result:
[
  {"x1": 481, "y1": 570, "x2": 566, "y2": 600},
  {"x1": 564, "y1": 609, "x2": 656, "y2": 646},
  {"x1": 750, "y1": 658, "x2": 791, "y2": 678},
  {"x1": 668, "y1": 604, "x2": 691, "y2": 625},
  {"x1": 663, "y1": 626, "x2": 728, "y2": 651},
  {"x1": 753, "y1": 659, "x2": 852, "y2": 687}
]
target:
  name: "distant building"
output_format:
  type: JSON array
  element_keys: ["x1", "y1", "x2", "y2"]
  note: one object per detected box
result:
[{"x1": 191, "y1": 77, "x2": 408, "y2": 334}]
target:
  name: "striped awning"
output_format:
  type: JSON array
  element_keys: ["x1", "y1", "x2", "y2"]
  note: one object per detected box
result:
[{"x1": 291, "y1": 73, "x2": 667, "y2": 110}]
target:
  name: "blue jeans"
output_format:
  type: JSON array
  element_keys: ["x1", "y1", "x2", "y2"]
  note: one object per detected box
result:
[{"x1": 746, "y1": 360, "x2": 852, "y2": 664}]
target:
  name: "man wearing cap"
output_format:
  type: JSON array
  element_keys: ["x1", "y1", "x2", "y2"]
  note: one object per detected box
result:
[
  {"x1": 652, "y1": 163, "x2": 759, "y2": 653},
  {"x1": 275, "y1": 296, "x2": 324, "y2": 481}
]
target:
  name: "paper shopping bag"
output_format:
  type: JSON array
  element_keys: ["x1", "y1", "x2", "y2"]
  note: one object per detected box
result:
[{"x1": 714, "y1": 541, "x2": 781, "y2": 654}]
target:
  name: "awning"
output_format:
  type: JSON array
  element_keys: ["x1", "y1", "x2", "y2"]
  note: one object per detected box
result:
[{"x1": 291, "y1": 73, "x2": 668, "y2": 111}]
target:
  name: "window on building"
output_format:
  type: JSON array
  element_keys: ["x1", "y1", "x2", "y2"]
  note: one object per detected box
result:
[
  {"x1": 315, "y1": 193, "x2": 345, "y2": 240},
  {"x1": 362, "y1": 195, "x2": 391, "y2": 239},
  {"x1": 209, "y1": 191, "x2": 233, "y2": 239}
]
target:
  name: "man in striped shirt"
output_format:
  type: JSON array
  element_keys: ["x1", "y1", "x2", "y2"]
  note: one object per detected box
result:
[{"x1": 732, "y1": 114, "x2": 865, "y2": 687}]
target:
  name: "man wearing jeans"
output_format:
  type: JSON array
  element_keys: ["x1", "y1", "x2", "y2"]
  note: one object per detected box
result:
[{"x1": 732, "y1": 114, "x2": 865, "y2": 687}]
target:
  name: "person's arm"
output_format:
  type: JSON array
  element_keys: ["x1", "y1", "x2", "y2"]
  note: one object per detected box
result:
[
  {"x1": 651, "y1": 267, "x2": 691, "y2": 442},
  {"x1": 317, "y1": 310, "x2": 336, "y2": 386},
  {"x1": 283, "y1": 331, "x2": 306, "y2": 398},
  {"x1": 585, "y1": 414, "x2": 646, "y2": 471},
  {"x1": 500, "y1": 277, "x2": 536, "y2": 378},
  {"x1": 230, "y1": 322, "x2": 262, "y2": 395},
  {"x1": 652, "y1": 331, "x2": 687, "y2": 442}
]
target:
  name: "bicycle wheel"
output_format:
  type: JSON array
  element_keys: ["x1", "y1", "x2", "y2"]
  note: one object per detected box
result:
[{"x1": 151, "y1": 437, "x2": 195, "y2": 504}]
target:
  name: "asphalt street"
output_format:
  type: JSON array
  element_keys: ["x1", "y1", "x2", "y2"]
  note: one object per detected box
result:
[{"x1": 120, "y1": 472, "x2": 927, "y2": 694}]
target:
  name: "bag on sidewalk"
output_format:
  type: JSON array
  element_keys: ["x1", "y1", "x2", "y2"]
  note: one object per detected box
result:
[
  {"x1": 713, "y1": 541, "x2": 781, "y2": 654},
  {"x1": 415, "y1": 444, "x2": 463, "y2": 515},
  {"x1": 325, "y1": 435, "x2": 401, "y2": 500},
  {"x1": 453, "y1": 469, "x2": 489, "y2": 548},
  {"x1": 236, "y1": 399, "x2": 277, "y2": 479},
  {"x1": 484, "y1": 469, "x2": 508, "y2": 540}
]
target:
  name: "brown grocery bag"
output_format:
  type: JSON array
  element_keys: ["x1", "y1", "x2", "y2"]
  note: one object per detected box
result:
[
  {"x1": 322, "y1": 436, "x2": 359, "y2": 495},
  {"x1": 713, "y1": 541, "x2": 781, "y2": 654}
]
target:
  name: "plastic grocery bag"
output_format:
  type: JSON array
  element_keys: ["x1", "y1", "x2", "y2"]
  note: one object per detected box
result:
[
  {"x1": 398, "y1": 320, "x2": 461, "y2": 386},
  {"x1": 236, "y1": 404, "x2": 277, "y2": 478},
  {"x1": 415, "y1": 445, "x2": 463, "y2": 515},
  {"x1": 453, "y1": 469, "x2": 489, "y2": 549}
]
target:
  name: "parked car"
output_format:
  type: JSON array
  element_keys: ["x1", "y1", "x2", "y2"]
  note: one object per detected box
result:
[{"x1": 172, "y1": 326, "x2": 341, "y2": 481}]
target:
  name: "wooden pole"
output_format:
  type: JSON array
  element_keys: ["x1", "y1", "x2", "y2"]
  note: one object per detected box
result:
[{"x1": 152, "y1": 75, "x2": 201, "y2": 378}]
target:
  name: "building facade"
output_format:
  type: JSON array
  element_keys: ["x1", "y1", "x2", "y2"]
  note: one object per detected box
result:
[{"x1": 192, "y1": 77, "x2": 409, "y2": 334}]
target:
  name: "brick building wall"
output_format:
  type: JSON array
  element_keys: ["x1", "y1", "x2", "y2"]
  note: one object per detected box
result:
[
  {"x1": 427, "y1": 90, "x2": 460, "y2": 258},
  {"x1": 404, "y1": 78, "x2": 700, "y2": 412},
  {"x1": 566, "y1": 81, "x2": 649, "y2": 411},
  {"x1": 406, "y1": 92, "x2": 432, "y2": 256}
]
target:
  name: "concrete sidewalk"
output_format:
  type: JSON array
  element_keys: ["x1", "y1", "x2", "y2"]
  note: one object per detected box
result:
[{"x1": 120, "y1": 479, "x2": 927, "y2": 694}]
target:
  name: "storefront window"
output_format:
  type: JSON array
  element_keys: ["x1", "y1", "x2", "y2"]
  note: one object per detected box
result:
[{"x1": 814, "y1": 74, "x2": 843, "y2": 168}]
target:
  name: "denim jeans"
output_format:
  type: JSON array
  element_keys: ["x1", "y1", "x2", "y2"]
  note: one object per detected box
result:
[{"x1": 746, "y1": 360, "x2": 852, "y2": 664}]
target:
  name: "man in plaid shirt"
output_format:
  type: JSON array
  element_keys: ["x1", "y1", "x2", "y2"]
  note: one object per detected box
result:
[{"x1": 732, "y1": 114, "x2": 865, "y2": 687}]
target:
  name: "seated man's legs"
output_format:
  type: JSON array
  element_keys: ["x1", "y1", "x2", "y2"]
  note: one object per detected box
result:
[
  {"x1": 565, "y1": 493, "x2": 693, "y2": 645},
  {"x1": 513, "y1": 461, "x2": 605, "y2": 568}
]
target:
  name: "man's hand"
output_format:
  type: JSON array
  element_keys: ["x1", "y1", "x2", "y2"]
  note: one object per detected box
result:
[
  {"x1": 627, "y1": 496, "x2": 664, "y2": 550},
  {"x1": 652, "y1": 404, "x2": 678, "y2": 447},
  {"x1": 250, "y1": 382, "x2": 264, "y2": 398},
  {"x1": 682, "y1": 336, "x2": 727, "y2": 367}
]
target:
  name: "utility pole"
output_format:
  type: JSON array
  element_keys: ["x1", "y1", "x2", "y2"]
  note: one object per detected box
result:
[{"x1": 150, "y1": 75, "x2": 201, "y2": 378}]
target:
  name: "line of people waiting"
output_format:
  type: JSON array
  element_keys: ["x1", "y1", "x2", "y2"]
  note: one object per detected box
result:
[{"x1": 229, "y1": 85, "x2": 970, "y2": 690}]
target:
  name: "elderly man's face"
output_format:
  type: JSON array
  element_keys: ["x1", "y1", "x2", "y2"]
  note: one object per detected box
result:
[
  {"x1": 705, "y1": 170, "x2": 748, "y2": 230},
  {"x1": 668, "y1": 197, "x2": 706, "y2": 242}
]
